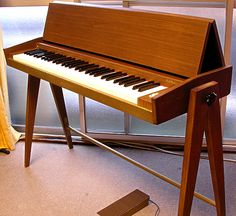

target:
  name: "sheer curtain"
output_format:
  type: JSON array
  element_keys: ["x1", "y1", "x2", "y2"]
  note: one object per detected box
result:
[{"x1": 0, "y1": 26, "x2": 21, "y2": 151}]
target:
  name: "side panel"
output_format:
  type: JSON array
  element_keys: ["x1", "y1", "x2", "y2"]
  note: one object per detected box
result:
[{"x1": 151, "y1": 66, "x2": 232, "y2": 124}]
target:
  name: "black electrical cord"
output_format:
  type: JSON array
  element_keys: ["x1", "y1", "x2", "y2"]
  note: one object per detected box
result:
[
  {"x1": 150, "y1": 199, "x2": 160, "y2": 216},
  {"x1": 112, "y1": 141, "x2": 236, "y2": 164}
]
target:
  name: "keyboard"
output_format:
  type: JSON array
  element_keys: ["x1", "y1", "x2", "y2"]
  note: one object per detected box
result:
[{"x1": 13, "y1": 49, "x2": 167, "y2": 105}]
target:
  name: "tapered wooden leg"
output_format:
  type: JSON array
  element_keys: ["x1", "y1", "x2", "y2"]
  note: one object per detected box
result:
[
  {"x1": 50, "y1": 84, "x2": 73, "y2": 149},
  {"x1": 178, "y1": 81, "x2": 225, "y2": 216},
  {"x1": 178, "y1": 83, "x2": 208, "y2": 216},
  {"x1": 205, "y1": 85, "x2": 225, "y2": 216},
  {"x1": 25, "y1": 75, "x2": 40, "y2": 167}
]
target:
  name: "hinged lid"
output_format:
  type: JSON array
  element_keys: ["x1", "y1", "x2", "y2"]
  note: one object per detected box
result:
[{"x1": 43, "y1": 2, "x2": 224, "y2": 77}]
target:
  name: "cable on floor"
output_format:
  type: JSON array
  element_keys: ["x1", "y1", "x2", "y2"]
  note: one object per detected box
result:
[
  {"x1": 149, "y1": 199, "x2": 160, "y2": 216},
  {"x1": 109, "y1": 141, "x2": 236, "y2": 164}
]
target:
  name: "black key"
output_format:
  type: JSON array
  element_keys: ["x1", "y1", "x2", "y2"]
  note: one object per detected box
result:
[
  {"x1": 84, "y1": 65, "x2": 99, "y2": 71},
  {"x1": 41, "y1": 52, "x2": 55, "y2": 60},
  {"x1": 113, "y1": 75, "x2": 134, "y2": 84},
  {"x1": 42, "y1": 51, "x2": 54, "y2": 55},
  {"x1": 61, "y1": 58, "x2": 76, "y2": 66},
  {"x1": 87, "y1": 67, "x2": 107, "y2": 75},
  {"x1": 118, "y1": 76, "x2": 137, "y2": 85},
  {"x1": 83, "y1": 65, "x2": 100, "y2": 71},
  {"x1": 138, "y1": 83, "x2": 160, "y2": 92},
  {"x1": 106, "y1": 72, "x2": 127, "y2": 81},
  {"x1": 101, "y1": 71, "x2": 119, "y2": 79},
  {"x1": 69, "y1": 59, "x2": 84, "y2": 64},
  {"x1": 101, "y1": 72, "x2": 125, "y2": 80},
  {"x1": 63, "y1": 59, "x2": 83, "y2": 67},
  {"x1": 24, "y1": 49, "x2": 39, "y2": 56},
  {"x1": 94, "y1": 69, "x2": 114, "y2": 77},
  {"x1": 47, "y1": 54, "x2": 64, "y2": 62},
  {"x1": 34, "y1": 51, "x2": 48, "y2": 58},
  {"x1": 65, "y1": 60, "x2": 85, "y2": 68},
  {"x1": 57, "y1": 57, "x2": 75, "y2": 65},
  {"x1": 77, "y1": 64, "x2": 98, "y2": 71},
  {"x1": 113, "y1": 75, "x2": 128, "y2": 83},
  {"x1": 25, "y1": 49, "x2": 44, "y2": 56},
  {"x1": 63, "y1": 59, "x2": 81, "y2": 65},
  {"x1": 74, "y1": 63, "x2": 90, "y2": 71},
  {"x1": 40, "y1": 54, "x2": 54, "y2": 60},
  {"x1": 132, "y1": 81, "x2": 154, "y2": 90},
  {"x1": 69, "y1": 60, "x2": 88, "y2": 68},
  {"x1": 42, "y1": 53, "x2": 59, "y2": 61},
  {"x1": 52, "y1": 56, "x2": 67, "y2": 63},
  {"x1": 124, "y1": 78, "x2": 145, "y2": 87}
]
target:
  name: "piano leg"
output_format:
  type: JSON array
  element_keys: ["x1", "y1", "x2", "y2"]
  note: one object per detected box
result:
[
  {"x1": 50, "y1": 84, "x2": 73, "y2": 149},
  {"x1": 178, "y1": 81, "x2": 225, "y2": 216},
  {"x1": 205, "y1": 91, "x2": 225, "y2": 216},
  {"x1": 25, "y1": 75, "x2": 40, "y2": 167}
]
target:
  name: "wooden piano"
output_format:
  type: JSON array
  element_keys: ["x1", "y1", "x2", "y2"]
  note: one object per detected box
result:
[{"x1": 4, "y1": 2, "x2": 232, "y2": 215}]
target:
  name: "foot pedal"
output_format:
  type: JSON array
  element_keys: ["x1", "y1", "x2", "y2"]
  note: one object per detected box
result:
[{"x1": 97, "y1": 189, "x2": 150, "y2": 216}]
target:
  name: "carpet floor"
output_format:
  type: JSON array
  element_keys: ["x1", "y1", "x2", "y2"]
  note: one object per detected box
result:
[{"x1": 0, "y1": 141, "x2": 236, "y2": 216}]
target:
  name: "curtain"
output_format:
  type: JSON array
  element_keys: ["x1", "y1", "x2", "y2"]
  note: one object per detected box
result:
[{"x1": 0, "y1": 25, "x2": 21, "y2": 152}]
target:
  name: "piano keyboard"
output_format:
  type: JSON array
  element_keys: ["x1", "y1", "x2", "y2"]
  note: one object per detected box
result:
[{"x1": 13, "y1": 49, "x2": 167, "y2": 105}]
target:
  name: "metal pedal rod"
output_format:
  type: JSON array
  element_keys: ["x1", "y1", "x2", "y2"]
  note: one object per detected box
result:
[{"x1": 69, "y1": 126, "x2": 215, "y2": 207}]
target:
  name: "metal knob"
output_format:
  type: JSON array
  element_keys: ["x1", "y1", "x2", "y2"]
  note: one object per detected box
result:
[{"x1": 205, "y1": 92, "x2": 217, "y2": 106}]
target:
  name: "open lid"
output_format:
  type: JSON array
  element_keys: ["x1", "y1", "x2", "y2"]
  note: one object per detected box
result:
[{"x1": 43, "y1": 2, "x2": 224, "y2": 77}]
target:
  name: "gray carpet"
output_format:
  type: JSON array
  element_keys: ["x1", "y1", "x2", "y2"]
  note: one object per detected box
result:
[{"x1": 0, "y1": 142, "x2": 236, "y2": 216}]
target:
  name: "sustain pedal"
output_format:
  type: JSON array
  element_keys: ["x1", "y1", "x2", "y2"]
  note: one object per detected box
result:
[{"x1": 97, "y1": 189, "x2": 150, "y2": 216}]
